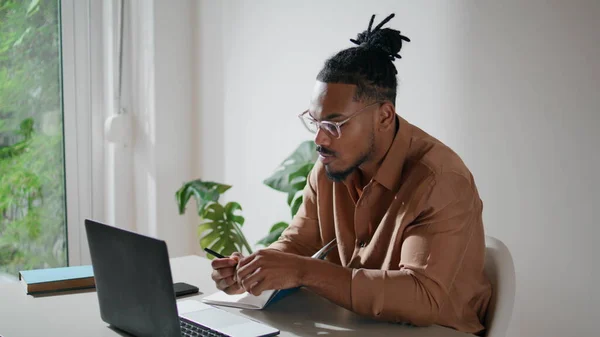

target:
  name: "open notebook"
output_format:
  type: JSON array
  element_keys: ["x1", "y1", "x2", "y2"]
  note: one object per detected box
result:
[{"x1": 202, "y1": 239, "x2": 337, "y2": 310}]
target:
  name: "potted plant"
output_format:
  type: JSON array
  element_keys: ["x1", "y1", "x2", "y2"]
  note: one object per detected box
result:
[{"x1": 175, "y1": 141, "x2": 317, "y2": 256}]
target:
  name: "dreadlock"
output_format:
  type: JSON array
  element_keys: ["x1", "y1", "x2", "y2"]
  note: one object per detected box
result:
[{"x1": 316, "y1": 13, "x2": 410, "y2": 105}]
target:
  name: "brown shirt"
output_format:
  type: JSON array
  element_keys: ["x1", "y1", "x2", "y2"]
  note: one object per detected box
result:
[{"x1": 269, "y1": 115, "x2": 492, "y2": 334}]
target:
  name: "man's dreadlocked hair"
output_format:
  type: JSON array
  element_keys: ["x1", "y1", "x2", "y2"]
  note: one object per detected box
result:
[{"x1": 316, "y1": 13, "x2": 410, "y2": 105}]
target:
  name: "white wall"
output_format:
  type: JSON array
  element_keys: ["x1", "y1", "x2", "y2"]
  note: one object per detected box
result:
[
  {"x1": 117, "y1": 0, "x2": 199, "y2": 258},
  {"x1": 194, "y1": 1, "x2": 599, "y2": 336}
]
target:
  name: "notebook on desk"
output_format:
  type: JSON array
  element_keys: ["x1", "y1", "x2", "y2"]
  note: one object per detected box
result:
[{"x1": 202, "y1": 239, "x2": 337, "y2": 310}]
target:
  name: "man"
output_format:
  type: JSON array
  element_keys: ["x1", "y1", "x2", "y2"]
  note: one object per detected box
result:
[{"x1": 211, "y1": 13, "x2": 492, "y2": 335}]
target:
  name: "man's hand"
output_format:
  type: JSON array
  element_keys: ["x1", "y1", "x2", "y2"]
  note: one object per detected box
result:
[
  {"x1": 236, "y1": 249, "x2": 308, "y2": 296},
  {"x1": 210, "y1": 252, "x2": 244, "y2": 295}
]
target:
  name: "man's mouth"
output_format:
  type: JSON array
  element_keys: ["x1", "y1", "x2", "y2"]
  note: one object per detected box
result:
[
  {"x1": 316, "y1": 146, "x2": 334, "y2": 156},
  {"x1": 318, "y1": 154, "x2": 334, "y2": 164},
  {"x1": 316, "y1": 146, "x2": 335, "y2": 163}
]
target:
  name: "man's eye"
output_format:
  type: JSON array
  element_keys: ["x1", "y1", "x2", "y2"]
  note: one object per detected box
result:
[{"x1": 324, "y1": 124, "x2": 337, "y2": 132}]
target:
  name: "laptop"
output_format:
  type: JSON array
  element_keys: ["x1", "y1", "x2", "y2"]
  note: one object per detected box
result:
[{"x1": 84, "y1": 219, "x2": 280, "y2": 337}]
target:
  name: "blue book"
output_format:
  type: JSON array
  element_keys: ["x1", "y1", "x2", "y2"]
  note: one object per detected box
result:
[{"x1": 18, "y1": 265, "x2": 95, "y2": 295}]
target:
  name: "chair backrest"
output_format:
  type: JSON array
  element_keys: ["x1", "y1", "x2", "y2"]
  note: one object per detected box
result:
[{"x1": 483, "y1": 235, "x2": 516, "y2": 337}]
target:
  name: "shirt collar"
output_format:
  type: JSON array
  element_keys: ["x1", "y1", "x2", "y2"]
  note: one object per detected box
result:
[{"x1": 372, "y1": 115, "x2": 413, "y2": 192}]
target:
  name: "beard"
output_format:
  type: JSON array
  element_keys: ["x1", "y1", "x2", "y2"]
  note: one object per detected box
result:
[{"x1": 323, "y1": 131, "x2": 375, "y2": 182}]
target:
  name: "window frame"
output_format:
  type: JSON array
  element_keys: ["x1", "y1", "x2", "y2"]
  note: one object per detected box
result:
[{"x1": 61, "y1": 0, "x2": 106, "y2": 266}]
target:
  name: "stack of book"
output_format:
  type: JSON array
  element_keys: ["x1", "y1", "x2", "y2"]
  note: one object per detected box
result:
[{"x1": 18, "y1": 265, "x2": 95, "y2": 295}]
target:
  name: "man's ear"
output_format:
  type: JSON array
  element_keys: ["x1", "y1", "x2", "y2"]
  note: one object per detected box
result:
[{"x1": 377, "y1": 102, "x2": 396, "y2": 131}]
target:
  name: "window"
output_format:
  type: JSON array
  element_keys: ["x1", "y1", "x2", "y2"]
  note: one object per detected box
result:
[
  {"x1": 0, "y1": 0, "x2": 66, "y2": 280},
  {"x1": 0, "y1": 0, "x2": 102, "y2": 282}
]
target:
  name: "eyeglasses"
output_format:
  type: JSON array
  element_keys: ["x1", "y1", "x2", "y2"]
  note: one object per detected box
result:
[{"x1": 298, "y1": 101, "x2": 383, "y2": 139}]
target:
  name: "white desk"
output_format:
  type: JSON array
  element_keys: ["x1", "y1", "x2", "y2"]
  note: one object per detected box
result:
[{"x1": 0, "y1": 255, "x2": 474, "y2": 337}]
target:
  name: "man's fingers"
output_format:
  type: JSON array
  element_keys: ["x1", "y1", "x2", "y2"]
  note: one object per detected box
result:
[
  {"x1": 246, "y1": 274, "x2": 272, "y2": 296},
  {"x1": 231, "y1": 252, "x2": 244, "y2": 261},
  {"x1": 224, "y1": 283, "x2": 244, "y2": 295},
  {"x1": 236, "y1": 257, "x2": 261, "y2": 281},
  {"x1": 217, "y1": 276, "x2": 236, "y2": 290},
  {"x1": 240, "y1": 269, "x2": 264, "y2": 292},
  {"x1": 211, "y1": 267, "x2": 235, "y2": 282},
  {"x1": 248, "y1": 280, "x2": 268, "y2": 296},
  {"x1": 211, "y1": 257, "x2": 238, "y2": 269},
  {"x1": 237, "y1": 252, "x2": 257, "y2": 269}
]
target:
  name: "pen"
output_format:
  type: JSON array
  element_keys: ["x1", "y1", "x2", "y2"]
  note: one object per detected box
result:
[{"x1": 204, "y1": 247, "x2": 226, "y2": 259}]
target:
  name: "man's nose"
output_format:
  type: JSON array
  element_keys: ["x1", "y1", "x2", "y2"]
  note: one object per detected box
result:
[{"x1": 314, "y1": 127, "x2": 331, "y2": 147}]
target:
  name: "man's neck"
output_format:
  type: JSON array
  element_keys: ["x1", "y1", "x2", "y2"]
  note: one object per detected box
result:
[{"x1": 357, "y1": 116, "x2": 399, "y2": 186}]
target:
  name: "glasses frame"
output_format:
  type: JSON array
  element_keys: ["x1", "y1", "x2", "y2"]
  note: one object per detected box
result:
[{"x1": 298, "y1": 100, "x2": 384, "y2": 139}]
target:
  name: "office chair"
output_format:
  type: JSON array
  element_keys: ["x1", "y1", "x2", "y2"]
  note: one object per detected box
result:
[{"x1": 483, "y1": 235, "x2": 516, "y2": 337}]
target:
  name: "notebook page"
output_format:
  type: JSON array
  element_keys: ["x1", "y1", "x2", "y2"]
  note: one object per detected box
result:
[{"x1": 202, "y1": 289, "x2": 275, "y2": 310}]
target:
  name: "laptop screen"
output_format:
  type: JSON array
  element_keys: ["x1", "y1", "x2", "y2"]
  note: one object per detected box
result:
[{"x1": 85, "y1": 219, "x2": 181, "y2": 336}]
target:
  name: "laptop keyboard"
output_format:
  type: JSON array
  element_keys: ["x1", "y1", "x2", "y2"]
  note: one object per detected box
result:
[{"x1": 180, "y1": 317, "x2": 230, "y2": 337}]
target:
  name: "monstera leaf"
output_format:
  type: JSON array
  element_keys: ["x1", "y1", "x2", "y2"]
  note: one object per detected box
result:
[
  {"x1": 263, "y1": 140, "x2": 317, "y2": 217},
  {"x1": 258, "y1": 141, "x2": 318, "y2": 247},
  {"x1": 175, "y1": 179, "x2": 252, "y2": 256},
  {"x1": 286, "y1": 162, "x2": 314, "y2": 217},
  {"x1": 256, "y1": 221, "x2": 288, "y2": 247},
  {"x1": 175, "y1": 179, "x2": 231, "y2": 216},
  {"x1": 197, "y1": 202, "x2": 252, "y2": 257},
  {"x1": 263, "y1": 140, "x2": 317, "y2": 195}
]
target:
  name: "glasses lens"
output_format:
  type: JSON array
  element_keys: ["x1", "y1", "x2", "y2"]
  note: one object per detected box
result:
[
  {"x1": 301, "y1": 116, "x2": 318, "y2": 133},
  {"x1": 321, "y1": 123, "x2": 340, "y2": 138},
  {"x1": 300, "y1": 113, "x2": 341, "y2": 138}
]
